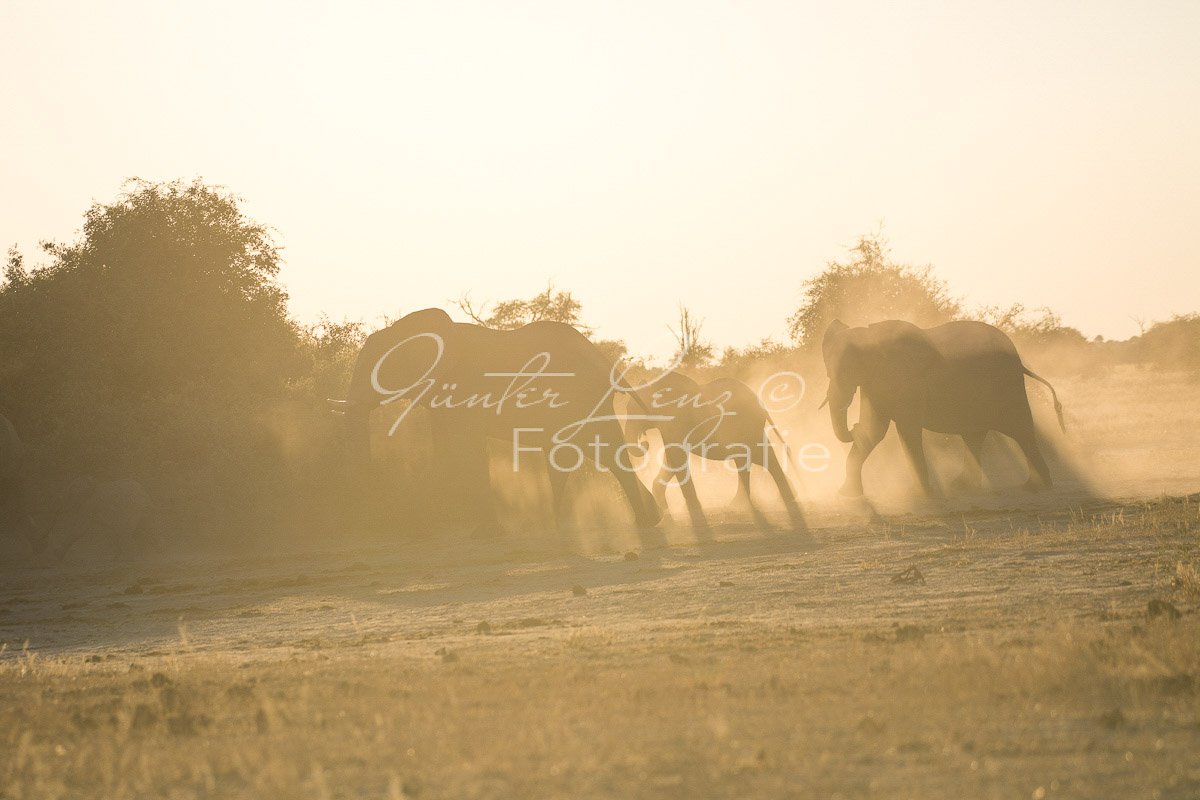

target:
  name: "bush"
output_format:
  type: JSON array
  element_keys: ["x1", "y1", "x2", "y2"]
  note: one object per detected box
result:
[
  {"x1": 786, "y1": 230, "x2": 960, "y2": 348},
  {"x1": 0, "y1": 179, "x2": 311, "y2": 539},
  {"x1": 1135, "y1": 314, "x2": 1200, "y2": 372}
]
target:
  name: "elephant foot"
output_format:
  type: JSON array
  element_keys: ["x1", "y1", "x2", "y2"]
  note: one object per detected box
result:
[
  {"x1": 838, "y1": 483, "x2": 864, "y2": 498},
  {"x1": 1022, "y1": 479, "x2": 1048, "y2": 494}
]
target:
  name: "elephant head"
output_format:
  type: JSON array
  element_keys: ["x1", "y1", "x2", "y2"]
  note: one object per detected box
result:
[
  {"x1": 821, "y1": 320, "x2": 872, "y2": 444},
  {"x1": 327, "y1": 308, "x2": 455, "y2": 467}
]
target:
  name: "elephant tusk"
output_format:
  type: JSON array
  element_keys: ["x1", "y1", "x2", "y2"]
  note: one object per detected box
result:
[
  {"x1": 817, "y1": 397, "x2": 828, "y2": 410},
  {"x1": 329, "y1": 409, "x2": 346, "y2": 416}
]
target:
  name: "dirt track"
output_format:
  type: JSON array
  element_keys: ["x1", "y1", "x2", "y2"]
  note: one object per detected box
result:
[{"x1": 3, "y1": 488, "x2": 1199, "y2": 799}]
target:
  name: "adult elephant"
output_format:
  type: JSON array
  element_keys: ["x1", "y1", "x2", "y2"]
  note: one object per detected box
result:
[
  {"x1": 821, "y1": 319, "x2": 1065, "y2": 498},
  {"x1": 1, "y1": 413, "x2": 47, "y2": 555},
  {"x1": 328, "y1": 308, "x2": 661, "y2": 536},
  {"x1": 624, "y1": 370, "x2": 806, "y2": 533}
]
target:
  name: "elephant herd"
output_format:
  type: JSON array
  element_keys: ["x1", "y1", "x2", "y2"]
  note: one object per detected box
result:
[
  {"x1": 2, "y1": 311, "x2": 1066, "y2": 560},
  {"x1": 327, "y1": 309, "x2": 1067, "y2": 539}
]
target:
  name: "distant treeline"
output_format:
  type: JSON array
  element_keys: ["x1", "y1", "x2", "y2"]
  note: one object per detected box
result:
[{"x1": 1, "y1": 180, "x2": 1196, "y2": 544}]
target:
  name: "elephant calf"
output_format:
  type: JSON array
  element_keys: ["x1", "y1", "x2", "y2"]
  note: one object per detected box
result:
[
  {"x1": 625, "y1": 370, "x2": 806, "y2": 533},
  {"x1": 49, "y1": 477, "x2": 155, "y2": 560}
]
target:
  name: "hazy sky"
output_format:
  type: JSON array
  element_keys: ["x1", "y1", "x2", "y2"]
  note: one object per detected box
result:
[{"x1": 2, "y1": 0, "x2": 1197, "y2": 356}]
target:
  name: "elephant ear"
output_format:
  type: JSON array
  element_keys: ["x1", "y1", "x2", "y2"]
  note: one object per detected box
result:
[{"x1": 822, "y1": 319, "x2": 850, "y2": 365}]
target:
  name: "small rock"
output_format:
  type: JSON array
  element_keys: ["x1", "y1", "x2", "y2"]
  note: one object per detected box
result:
[
  {"x1": 891, "y1": 566, "x2": 926, "y2": 585},
  {"x1": 624, "y1": 552, "x2": 639, "y2": 562},
  {"x1": 150, "y1": 672, "x2": 172, "y2": 688},
  {"x1": 433, "y1": 647, "x2": 447, "y2": 656},
  {"x1": 476, "y1": 620, "x2": 492, "y2": 634},
  {"x1": 1147, "y1": 599, "x2": 1181, "y2": 621},
  {"x1": 894, "y1": 625, "x2": 925, "y2": 643},
  {"x1": 572, "y1": 585, "x2": 587, "y2": 596},
  {"x1": 85, "y1": 654, "x2": 103, "y2": 663},
  {"x1": 719, "y1": 581, "x2": 734, "y2": 587}
]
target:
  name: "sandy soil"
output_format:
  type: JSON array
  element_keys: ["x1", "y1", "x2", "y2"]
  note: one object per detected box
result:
[{"x1": 1, "y1": 368, "x2": 1198, "y2": 799}]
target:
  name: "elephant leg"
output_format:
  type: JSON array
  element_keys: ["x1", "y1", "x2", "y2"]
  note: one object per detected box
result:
[
  {"x1": 546, "y1": 460, "x2": 571, "y2": 531},
  {"x1": 661, "y1": 445, "x2": 710, "y2": 536},
  {"x1": 1009, "y1": 424, "x2": 1053, "y2": 491},
  {"x1": 595, "y1": 421, "x2": 663, "y2": 533},
  {"x1": 733, "y1": 464, "x2": 771, "y2": 530},
  {"x1": 729, "y1": 466, "x2": 752, "y2": 510},
  {"x1": 651, "y1": 463, "x2": 673, "y2": 512},
  {"x1": 734, "y1": 465, "x2": 752, "y2": 508},
  {"x1": 840, "y1": 398, "x2": 889, "y2": 497},
  {"x1": 438, "y1": 420, "x2": 502, "y2": 537},
  {"x1": 763, "y1": 445, "x2": 807, "y2": 531},
  {"x1": 896, "y1": 422, "x2": 940, "y2": 498},
  {"x1": 952, "y1": 431, "x2": 988, "y2": 493}
]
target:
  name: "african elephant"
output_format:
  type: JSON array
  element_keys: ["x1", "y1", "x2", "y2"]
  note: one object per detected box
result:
[
  {"x1": 49, "y1": 477, "x2": 154, "y2": 560},
  {"x1": 1, "y1": 413, "x2": 47, "y2": 555},
  {"x1": 821, "y1": 319, "x2": 1065, "y2": 497},
  {"x1": 328, "y1": 308, "x2": 660, "y2": 536},
  {"x1": 624, "y1": 370, "x2": 806, "y2": 533}
]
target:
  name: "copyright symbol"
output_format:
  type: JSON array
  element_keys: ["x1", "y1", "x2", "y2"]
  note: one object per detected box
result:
[{"x1": 758, "y1": 372, "x2": 806, "y2": 413}]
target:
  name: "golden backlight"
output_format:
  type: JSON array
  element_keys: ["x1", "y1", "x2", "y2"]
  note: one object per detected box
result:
[{"x1": 2, "y1": 0, "x2": 1198, "y2": 355}]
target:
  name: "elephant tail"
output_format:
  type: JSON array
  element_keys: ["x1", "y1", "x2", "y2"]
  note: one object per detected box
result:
[{"x1": 1022, "y1": 367, "x2": 1066, "y2": 434}]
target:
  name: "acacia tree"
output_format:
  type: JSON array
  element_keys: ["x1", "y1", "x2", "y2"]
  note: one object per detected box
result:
[
  {"x1": 786, "y1": 230, "x2": 960, "y2": 347},
  {"x1": 670, "y1": 304, "x2": 714, "y2": 370},
  {"x1": 456, "y1": 281, "x2": 589, "y2": 332},
  {"x1": 454, "y1": 282, "x2": 627, "y2": 362}
]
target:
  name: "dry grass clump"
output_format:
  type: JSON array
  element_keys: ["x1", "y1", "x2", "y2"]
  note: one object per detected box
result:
[{"x1": 2, "y1": 610, "x2": 1198, "y2": 800}]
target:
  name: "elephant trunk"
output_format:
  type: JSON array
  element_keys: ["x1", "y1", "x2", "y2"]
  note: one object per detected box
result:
[{"x1": 826, "y1": 387, "x2": 856, "y2": 444}]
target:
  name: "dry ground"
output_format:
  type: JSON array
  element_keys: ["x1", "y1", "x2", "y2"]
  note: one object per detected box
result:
[
  {"x1": 2, "y1": 494, "x2": 1198, "y2": 799},
  {"x1": 2, "y1": 367, "x2": 1199, "y2": 799}
]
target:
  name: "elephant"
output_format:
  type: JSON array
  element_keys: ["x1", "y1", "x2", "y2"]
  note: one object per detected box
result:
[
  {"x1": 48, "y1": 476, "x2": 154, "y2": 560},
  {"x1": 1, "y1": 412, "x2": 48, "y2": 555},
  {"x1": 821, "y1": 319, "x2": 1065, "y2": 498},
  {"x1": 623, "y1": 370, "x2": 806, "y2": 533},
  {"x1": 328, "y1": 308, "x2": 661, "y2": 536}
]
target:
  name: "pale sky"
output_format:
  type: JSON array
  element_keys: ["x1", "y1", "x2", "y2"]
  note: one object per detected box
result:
[{"x1": 2, "y1": 0, "x2": 1197, "y2": 356}]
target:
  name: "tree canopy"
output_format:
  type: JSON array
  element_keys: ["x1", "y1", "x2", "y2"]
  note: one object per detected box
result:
[
  {"x1": 0, "y1": 179, "x2": 303, "y2": 477},
  {"x1": 786, "y1": 230, "x2": 960, "y2": 347}
]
